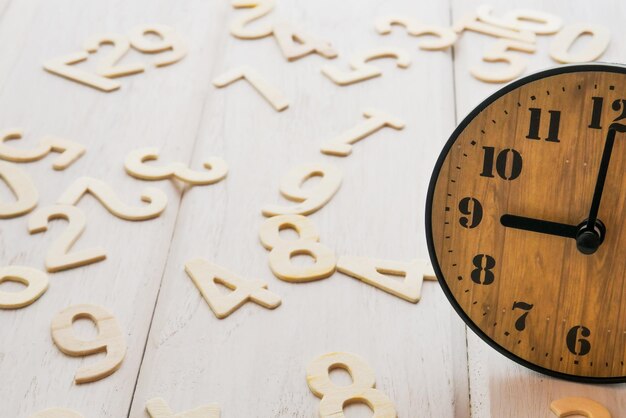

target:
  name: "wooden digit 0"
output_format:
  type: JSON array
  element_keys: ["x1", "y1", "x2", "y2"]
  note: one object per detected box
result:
[
  {"x1": 261, "y1": 162, "x2": 342, "y2": 216},
  {"x1": 321, "y1": 47, "x2": 411, "y2": 86},
  {"x1": 0, "y1": 129, "x2": 85, "y2": 170},
  {"x1": 124, "y1": 147, "x2": 228, "y2": 185},
  {"x1": 375, "y1": 16, "x2": 457, "y2": 50},
  {"x1": 470, "y1": 39, "x2": 536, "y2": 83},
  {"x1": 0, "y1": 161, "x2": 38, "y2": 219},
  {"x1": 272, "y1": 22, "x2": 337, "y2": 61},
  {"x1": 29, "y1": 408, "x2": 84, "y2": 418},
  {"x1": 146, "y1": 398, "x2": 221, "y2": 418},
  {"x1": 0, "y1": 266, "x2": 48, "y2": 309},
  {"x1": 82, "y1": 34, "x2": 145, "y2": 78},
  {"x1": 57, "y1": 177, "x2": 167, "y2": 221},
  {"x1": 129, "y1": 24, "x2": 187, "y2": 67},
  {"x1": 550, "y1": 23, "x2": 610, "y2": 63},
  {"x1": 51, "y1": 304, "x2": 126, "y2": 384},
  {"x1": 306, "y1": 352, "x2": 397, "y2": 418},
  {"x1": 259, "y1": 214, "x2": 336, "y2": 282},
  {"x1": 230, "y1": 0, "x2": 275, "y2": 40},
  {"x1": 28, "y1": 205, "x2": 107, "y2": 273},
  {"x1": 550, "y1": 397, "x2": 611, "y2": 418}
]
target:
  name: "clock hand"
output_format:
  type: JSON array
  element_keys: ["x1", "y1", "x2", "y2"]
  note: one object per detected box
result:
[{"x1": 500, "y1": 214, "x2": 578, "y2": 238}]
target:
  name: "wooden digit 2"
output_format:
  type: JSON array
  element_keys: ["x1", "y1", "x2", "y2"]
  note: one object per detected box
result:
[{"x1": 427, "y1": 64, "x2": 626, "y2": 382}]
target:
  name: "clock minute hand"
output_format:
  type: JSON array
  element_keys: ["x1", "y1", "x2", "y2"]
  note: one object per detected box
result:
[{"x1": 500, "y1": 214, "x2": 578, "y2": 239}]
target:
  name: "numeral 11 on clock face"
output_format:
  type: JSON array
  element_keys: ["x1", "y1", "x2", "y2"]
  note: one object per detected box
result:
[{"x1": 526, "y1": 108, "x2": 562, "y2": 142}]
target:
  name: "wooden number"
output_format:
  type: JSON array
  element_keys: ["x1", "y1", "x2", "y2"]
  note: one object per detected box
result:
[
  {"x1": 259, "y1": 214, "x2": 336, "y2": 282},
  {"x1": 213, "y1": 66, "x2": 289, "y2": 112},
  {"x1": 230, "y1": 0, "x2": 275, "y2": 40},
  {"x1": 470, "y1": 39, "x2": 536, "y2": 83},
  {"x1": 0, "y1": 266, "x2": 48, "y2": 309},
  {"x1": 129, "y1": 24, "x2": 187, "y2": 67},
  {"x1": 336, "y1": 257, "x2": 436, "y2": 303},
  {"x1": 453, "y1": 12, "x2": 536, "y2": 44},
  {"x1": 51, "y1": 304, "x2": 126, "y2": 384},
  {"x1": 375, "y1": 16, "x2": 457, "y2": 50},
  {"x1": 30, "y1": 408, "x2": 84, "y2": 418},
  {"x1": 261, "y1": 162, "x2": 342, "y2": 216},
  {"x1": 82, "y1": 34, "x2": 145, "y2": 78},
  {"x1": 476, "y1": 5, "x2": 563, "y2": 35},
  {"x1": 320, "y1": 109, "x2": 405, "y2": 156},
  {"x1": 306, "y1": 352, "x2": 397, "y2": 418},
  {"x1": 184, "y1": 258, "x2": 281, "y2": 319},
  {"x1": 0, "y1": 129, "x2": 85, "y2": 170},
  {"x1": 321, "y1": 47, "x2": 411, "y2": 86},
  {"x1": 57, "y1": 177, "x2": 167, "y2": 221},
  {"x1": 28, "y1": 205, "x2": 107, "y2": 273},
  {"x1": 0, "y1": 161, "x2": 38, "y2": 219},
  {"x1": 550, "y1": 23, "x2": 610, "y2": 63},
  {"x1": 146, "y1": 398, "x2": 221, "y2": 418},
  {"x1": 125, "y1": 147, "x2": 228, "y2": 185},
  {"x1": 550, "y1": 397, "x2": 611, "y2": 418},
  {"x1": 273, "y1": 22, "x2": 338, "y2": 61},
  {"x1": 43, "y1": 51, "x2": 122, "y2": 92}
]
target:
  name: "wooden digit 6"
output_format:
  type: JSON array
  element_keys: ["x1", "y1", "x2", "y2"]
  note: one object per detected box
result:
[
  {"x1": 0, "y1": 266, "x2": 48, "y2": 309},
  {"x1": 0, "y1": 160, "x2": 38, "y2": 218},
  {"x1": 306, "y1": 352, "x2": 397, "y2": 418},
  {"x1": 259, "y1": 214, "x2": 336, "y2": 282},
  {"x1": 550, "y1": 397, "x2": 611, "y2": 418}
]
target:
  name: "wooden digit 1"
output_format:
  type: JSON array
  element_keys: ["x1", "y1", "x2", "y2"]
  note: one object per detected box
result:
[
  {"x1": 374, "y1": 16, "x2": 457, "y2": 50},
  {"x1": 259, "y1": 214, "x2": 336, "y2": 282},
  {"x1": 550, "y1": 24, "x2": 610, "y2": 64},
  {"x1": 336, "y1": 257, "x2": 436, "y2": 303},
  {"x1": 213, "y1": 66, "x2": 289, "y2": 112},
  {"x1": 306, "y1": 352, "x2": 397, "y2": 418},
  {"x1": 124, "y1": 147, "x2": 228, "y2": 185},
  {"x1": 0, "y1": 160, "x2": 38, "y2": 219},
  {"x1": 0, "y1": 266, "x2": 48, "y2": 309},
  {"x1": 0, "y1": 129, "x2": 86, "y2": 170},
  {"x1": 261, "y1": 162, "x2": 342, "y2": 216},
  {"x1": 272, "y1": 22, "x2": 338, "y2": 61},
  {"x1": 129, "y1": 24, "x2": 187, "y2": 67},
  {"x1": 29, "y1": 408, "x2": 84, "y2": 418},
  {"x1": 51, "y1": 304, "x2": 126, "y2": 384},
  {"x1": 550, "y1": 397, "x2": 611, "y2": 418},
  {"x1": 320, "y1": 109, "x2": 405, "y2": 157},
  {"x1": 146, "y1": 398, "x2": 221, "y2": 418},
  {"x1": 229, "y1": 0, "x2": 275, "y2": 40},
  {"x1": 184, "y1": 258, "x2": 281, "y2": 319}
]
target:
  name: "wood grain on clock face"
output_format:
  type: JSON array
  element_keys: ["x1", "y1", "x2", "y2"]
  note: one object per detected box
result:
[{"x1": 427, "y1": 65, "x2": 626, "y2": 382}]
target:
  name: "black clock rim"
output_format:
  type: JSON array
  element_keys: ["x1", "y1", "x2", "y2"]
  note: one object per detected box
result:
[{"x1": 425, "y1": 62, "x2": 626, "y2": 384}]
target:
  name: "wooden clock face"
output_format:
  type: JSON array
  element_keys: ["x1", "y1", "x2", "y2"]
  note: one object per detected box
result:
[{"x1": 426, "y1": 65, "x2": 626, "y2": 382}]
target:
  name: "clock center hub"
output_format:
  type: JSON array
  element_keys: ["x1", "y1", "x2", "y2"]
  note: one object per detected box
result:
[{"x1": 575, "y1": 219, "x2": 606, "y2": 255}]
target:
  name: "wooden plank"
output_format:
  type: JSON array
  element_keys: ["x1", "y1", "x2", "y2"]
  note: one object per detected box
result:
[{"x1": 127, "y1": 0, "x2": 469, "y2": 417}]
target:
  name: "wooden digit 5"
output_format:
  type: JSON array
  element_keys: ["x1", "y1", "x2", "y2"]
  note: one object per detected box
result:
[
  {"x1": 82, "y1": 34, "x2": 146, "y2": 78},
  {"x1": 321, "y1": 47, "x2": 411, "y2": 86},
  {"x1": 306, "y1": 352, "x2": 397, "y2": 418},
  {"x1": 51, "y1": 304, "x2": 126, "y2": 384},
  {"x1": 470, "y1": 39, "x2": 536, "y2": 83},
  {"x1": 0, "y1": 129, "x2": 85, "y2": 170},
  {"x1": 57, "y1": 177, "x2": 167, "y2": 221},
  {"x1": 29, "y1": 408, "x2": 84, "y2": 418},
  {"x1": 262, "y1": 162, "x2": 342, "y2": 216},
  {"x1": 0, "y1": 266, "x2": 48, "y2": 309},
  {"x1": 0, "y1": 161, "x2": 38, "y2": 219},
  {"x1": 129, "y1": 24, "x2": 187, "y2": 67},
  {"x1": 550, "y1": 397, "x2": 611, "y2": 418},
  {"x1": 375, "y1": 16, "x2": 457, "y2": 50},
  {"x1": 125, "y1": 147, "x2": 228, "y2": 185},
  {"x1": 259, "y1": 214, "x2": 336, "y2": 282},
  {"x1": 230, "y1": 0, "x2": 275, "y2": 39},
  {"x1": 28, "y1": 205, "x2": 107, "y2": 273},
  {"x1": 146, "y1": 398, "x2": 221, "y2": 418}
]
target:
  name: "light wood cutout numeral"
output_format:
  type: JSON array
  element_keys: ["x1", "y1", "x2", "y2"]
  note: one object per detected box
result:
[
  {"x1": 30, "y1": 408, "x2": 84, "y2": 418},
  {"x1": 0, "y1": 129, "x2": 85, "y2": 170},
  {"x1": 470, "y1": 39, "x2": 536, "y2": 83},
  {"x1": 453, "y1": 12, "x2": 536, "y2": 44},
  {"x1": 320, "y1": 109, "x2": 405, "y2": 156},
  {"x1": 375, "y1": 16, "x2": 457, "y2": 50},
  {"x1": 0, "y1": 266, "x2": 48, "y2": 309},
  {"x1": 0, "y1": 161, "x2": 38, "y2": 219},
  {"x1": 185, "y1": 258, "x2": 281, "y2": 319},
  {"x1": 28, "y1": 205, "x2": 107, "y2": 273},
  {"x1": 82, "y1": 34, "x2": 145, "y2": 78},
  {"x1": 43, "y1": 51, "x2": 122, "y2": 92},
  {"x1": 306, "y1": 352, "x2": 397, "y2": 418},
  {"x1": 51, "y1": 304, "x2": 126, "y2": 384},
  {"x1": 321, "y1": 47, "x2": 411, "y2": 86},
  {"x1": 125, "y1": 147, "x2": 228, "y2": 185},
  {"x1": 476, "y1": 5, "x2": 562, "y2": 35},
  {"x1": 262, "y1": 162, "x2": 342, "y2": 217},
  {"x1": 550, "y1": 397, "x2": 611, "y2": 418},
  {"x1": 146, "y1": 398, "x2": 221, "y2": 418},
  {"x1": 213, "y1": 66, "x2": 289, "y2": 111},
  {"x1": 129, "y1": 24, "x2": 187, "y2": 67},
  {"x1": 57, "y1": 177, "x2": 167, "y2": 221},
  {"x1": 230, "y1": 0, "x2": 275, "y2": 39},
  {"x1": 550, "y1": 24, "x2": 610, "y2": 63},
  {"x1": 273, "y1": 22, "x2": 338, "y2": 61},
  {"x1": 337, "y1": 257, "x2": 436, "y2": 303}
]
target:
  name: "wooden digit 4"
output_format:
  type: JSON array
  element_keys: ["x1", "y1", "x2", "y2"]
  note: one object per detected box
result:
[
  {"x1": 273, "y1": 22, "x2": 337, "y2": 61},
  {"x1": 0, "y1": 129, "x2": 85, "y2": 170},
  {"x1": 213, "y1": 66, "x2": 290, "y2": 112},
  {"x1": 146, "y1": 398, "x2": 221, "y2": 418},
  {"x1": 51, "y1": 304, "x2": 127, "y2": 384},
  {"x1": 29, "y1": 408, "x2": 84, "y2": 418},
  {"x1": 125, "y1": 147, "x2": 228, "y2": 185},
  {"x1": 0, "y1": 266, "x2": 48, "y2": 309},
  {"x1": 337, "y1": 257, "x2": 436, "y2": 303},
  {"x1": 229, "y1": 0, "x2": 275, "y2": 39},
  {"x1": 321, "y1": 47, "x2": 411, "y2": 86},
  {"x1": 262, "y1": 162, "x2": 342, "y2": 216},
  {"x1": 375, "y1": 16, "x2": 457, "y2": 50},
  {"x1": 550, "y1": 397, "x2": 611, "y2": 418},
  {"x1": 184, "y1": 258, "x2": 281, "y2": 319},
  {"x1": 0, "y1": 161, "x2": 38, "y2": 219},
  {"x1": 28, "y1": 205, "x2": 107, "y2": 273},
  {"x1": 306, "y1": 352, "x2": 397, "y2": 418},
  {"x1": 57, "y1": 177, "x2": 167, "y2": 221},
  {"x1": 259, "y1": 214, "x2": 336, "y2": 282}
]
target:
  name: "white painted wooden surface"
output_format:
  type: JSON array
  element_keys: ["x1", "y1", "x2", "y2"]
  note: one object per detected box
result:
[{"x1": 0, "y1": 0, "x2": 623, "y2": 417}]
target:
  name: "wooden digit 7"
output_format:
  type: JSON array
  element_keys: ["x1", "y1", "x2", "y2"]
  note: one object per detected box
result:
[{"x1": 51, "y1": 304, "x2": 126, "y2": 384}]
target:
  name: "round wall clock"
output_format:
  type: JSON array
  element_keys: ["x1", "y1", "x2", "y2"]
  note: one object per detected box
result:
[{"x1": 426, "y1": 64, "x2": 626, "y2": 383}]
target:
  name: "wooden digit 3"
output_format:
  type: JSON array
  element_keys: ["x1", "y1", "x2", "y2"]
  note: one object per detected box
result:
[
  {"x1": 146, "y1": 398, "x2": 221, "y2": 418},
  {"x1": 550, "y1": 397, "x2": 611, "y2": 418},
  {"x1": 29, "y1": 408, "x2": 85, "y2": 418},
  {"x1": 321, "y1": 47, "x2": 411, "y2": 86},
  {"x1": 0, "y1": 129, "x2": 85, "y2": 170},
  {"x1": 0, "y1": 160, "x2": 38, "y2": 219},
  {"x1": 306, "y1": 352, "x2": 397, "y2": 418},
  {"x1": 0, "y1": 266, "x2": 48, "y2": 309},
  {"x1": 51, "y1": 304, "x2": 126, "y2": 384}
]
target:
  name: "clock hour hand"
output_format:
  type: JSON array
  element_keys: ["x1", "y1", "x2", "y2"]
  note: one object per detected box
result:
[{"x1": 500, "y1": 214, "x2": 578, "y2": 239}]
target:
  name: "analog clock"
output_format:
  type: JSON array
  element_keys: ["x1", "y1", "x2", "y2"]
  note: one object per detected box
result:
[{"x1": 426, "y1": 64, "x2": 626, "y2": 382}]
